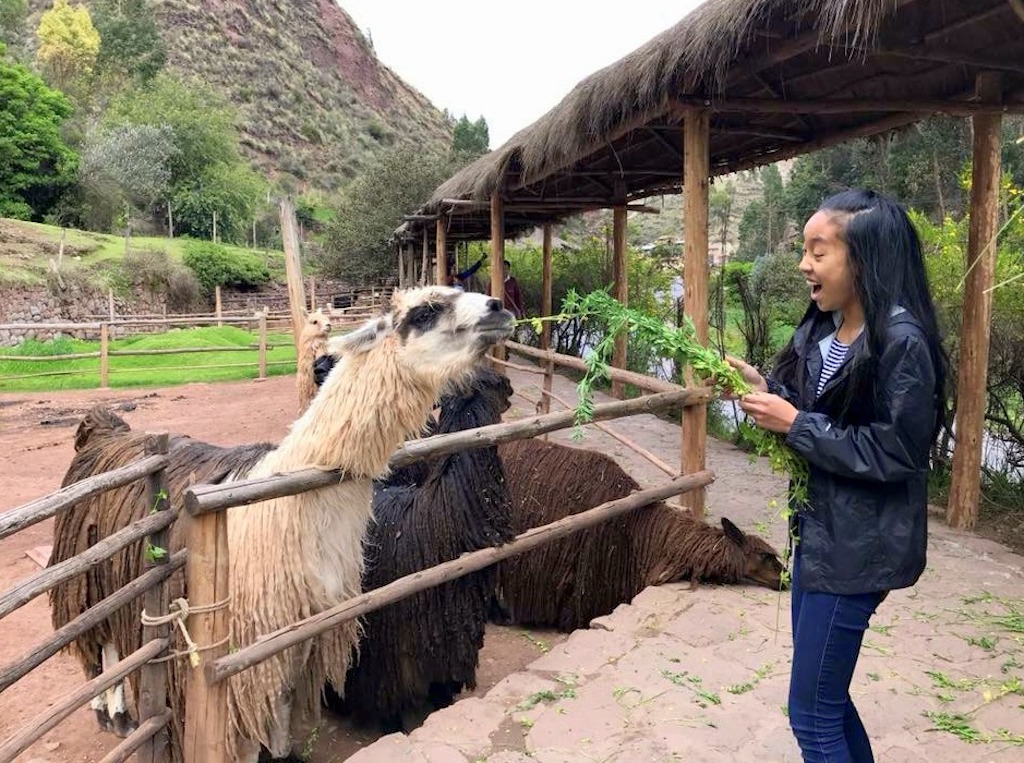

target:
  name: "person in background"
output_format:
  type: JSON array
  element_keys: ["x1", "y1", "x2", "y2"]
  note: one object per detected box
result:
[
  {"x1": 502, "y1": 259, "x2": 525, "y2": 319},
  {"x1": 447, "y1": 254, "x2": 486, "y2": 291}
]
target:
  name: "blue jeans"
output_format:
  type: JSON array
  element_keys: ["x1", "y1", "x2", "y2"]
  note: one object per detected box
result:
[{"x1": 789, "y1": 537, "x2": 884, "y2": 762}]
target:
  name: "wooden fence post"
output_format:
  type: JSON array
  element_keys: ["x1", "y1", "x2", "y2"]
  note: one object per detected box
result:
[
  {"x1": 309, "y1": 276, "x2": 316, "y2": 312},
  {"x1": 681, "y1": 107, "x2": 710, "y2": 517},
  {"x1": 99, "y1": 323, "x2": 109, "y2": 389},
  {"x1": 138, "y1": 433, "x2": 171, "y2": 763},
  {"x1": 108, "y1": 289, "x2": 115, "y2": 322},
  {"x1": 257, "y1": 311, "x2": 267, "y2": 381},
  {"x1": 279, "y1": 199, "x2": 307, "y2": 356},
  {"x1": 181, "y1": 505, "x2": 230, "y2": 761},
  {"x1": 215, "y1": 286, "x2": 222, "y2": 327}
]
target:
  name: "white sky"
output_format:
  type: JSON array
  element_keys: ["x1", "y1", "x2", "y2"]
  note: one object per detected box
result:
[{"x1": 339, "y1": 1, "x2": 705, "y2": 148}]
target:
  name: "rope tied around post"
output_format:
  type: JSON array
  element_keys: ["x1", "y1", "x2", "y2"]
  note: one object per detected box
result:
[{"x1": 141, "y1": 596, "x2": 231, "y2": 667}]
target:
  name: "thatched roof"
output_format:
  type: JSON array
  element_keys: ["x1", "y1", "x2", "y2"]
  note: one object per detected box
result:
[{"x1": 399, "y1": 0, "x2": 1024, "y2": 244}]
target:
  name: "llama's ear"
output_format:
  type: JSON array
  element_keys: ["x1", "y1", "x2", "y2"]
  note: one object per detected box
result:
[
  {"x1": 721, "y1": 517, "x2": 746, "y2": 546},
  {"x1": 328, "y1": 314, "x2": 393, "y2": 357}
]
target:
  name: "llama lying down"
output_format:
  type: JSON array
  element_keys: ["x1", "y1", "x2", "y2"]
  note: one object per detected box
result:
[{"x1": 49, "y1": 287, "x2": 514, "y2": 761}]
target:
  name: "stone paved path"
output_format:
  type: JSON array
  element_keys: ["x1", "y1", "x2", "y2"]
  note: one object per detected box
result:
[{"x1": 350, "y1": 358, "x2": 1024, "y2": 762}]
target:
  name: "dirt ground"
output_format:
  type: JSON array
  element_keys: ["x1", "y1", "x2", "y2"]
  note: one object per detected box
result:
[{"x1": 0, "y1": 375, "x2": 571, "y2": 762}]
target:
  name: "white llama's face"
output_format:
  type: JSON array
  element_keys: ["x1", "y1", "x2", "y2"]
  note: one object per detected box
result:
[
  {"x1": 306, "y1": 309, "x2": 331, "y2": 336},
  {"x1": 392, "y1": 287, "x2": 514, "y2": 378}
]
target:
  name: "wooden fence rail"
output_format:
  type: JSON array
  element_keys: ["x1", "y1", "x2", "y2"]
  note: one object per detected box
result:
[
  {"x1": 207, "y1": 469, "x2": 714, "y2": 684},
  {"x1": 0, "y1": 454, "x2": 168, "y2": 540},
  {"x1": 0, "y1": 637, "x2": 170, "y2": 762},
  {"x1": 0, "y1": 509, "x2": 178, "y2": 620},
  {"x1": 184, "y1": 387, "x2": 712, "y2": 515},
  {"x1": 0, "y1": 551, "x2": 186, "y2": 693},
  {"x1": 505, "y1": 340, "x2": 685, "y2": 394},
  {"x1": 99, "y1": 710, "x2": 173, "y2": 763}
]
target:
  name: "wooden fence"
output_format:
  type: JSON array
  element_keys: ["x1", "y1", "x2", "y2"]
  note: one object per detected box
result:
[
  {"x1": 0, "y1": 308, "x2": 376, "y2": 388},
  {"x1": 0, "y1": 434, "x2": 175, "y2": 763},
  {"x1": 0, "y1": 354, "x2": 713, "y2": 762}
]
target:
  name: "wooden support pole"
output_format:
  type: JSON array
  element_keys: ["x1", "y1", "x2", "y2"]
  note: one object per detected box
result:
[
  {"x1": 207, "y1": 469, "x2": 714, "y2": 684},
  {"x1": 137, "y1": 433, "x2": 171, "y2": 763},
  {"x1": 212, "y1": 210, "x2": 218, "y2": 244},
  {"x1": 279, "y1": 199, "x2": 307, "y2": 356},
  {"x1": 309, "y1": 276, "x2": 316, "y2": 311},
  {"x1": 257, "y1": 311, "x2": 267, "y2": 381},
  {"x1": 490, "y1": 193, "x2": 506, "y2": 362},
  {"x1": 181, "y1": 503, "x2": 230, "y2": 760},
  {"x1": 435, "y1": 221, "x2": 447, "y2": 285},
  {"x1": 99, "y1": 323, "x2": 110, "y2": 389},
  {"x1": 214, "y1": 286, "x2": 222, "y2": 327},
  {"x1": 405, "y1": 242, "x2": 415, "y2": 287},
  {"x1": 397, "y1": 247, "x2": 405, "y2": 288},
  {"x1": 948, "y1": 73, "x2": 1003, "y2": 530},
  {"x1": 167, "y1": 202, "x2": 174, "y2": 239},
  {"x1": 540, "y1": 224, "x2": 553, "y2": 351},
  {"x1": 611, "y1": 182, "x2": 628, "y2": 398},
  {"x1": 682, "y1": 108, "x2": 710, "y2": 517},
  {"x1": 108, "y1": 289, "x2": 115, "y2": 321},
  {"x1": 541, "y1": 225, "x2": 555, "y2": 413},
  {"x1": 421, "y1": 227, "x2": 430, "y2": 286}
]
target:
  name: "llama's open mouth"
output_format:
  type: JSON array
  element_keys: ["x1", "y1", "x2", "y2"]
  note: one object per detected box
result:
[{"x1": 476, "y1": 314, "x2": 515, "y2": 342}]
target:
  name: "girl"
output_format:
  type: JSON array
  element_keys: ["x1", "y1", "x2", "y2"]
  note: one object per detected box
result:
[{"x1": 732, "y1": 189, "x2": 947, "y2": 762}]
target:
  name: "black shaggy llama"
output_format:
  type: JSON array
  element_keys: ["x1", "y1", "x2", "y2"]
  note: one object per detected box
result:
[
  {"x1": 323, "y1": 367, "x2": 516, "y2": 729},
  {"x1": 494, "y1": 438, "x2": 785, "y2": 632}
]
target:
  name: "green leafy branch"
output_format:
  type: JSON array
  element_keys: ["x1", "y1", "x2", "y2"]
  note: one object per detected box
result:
[{"x1": 522, "y1": 288, "x2": 810, "y2": 595}]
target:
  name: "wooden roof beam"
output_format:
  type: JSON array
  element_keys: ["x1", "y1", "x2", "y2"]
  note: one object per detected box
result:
[
  {"x1": 848, "y1": 44, "x2": 1024, "y2": 77},
  {"x1": 672, "y1": 95, "x2": 1024, "y2": 116},
  {"x1": 716, "y1": 125, "x2": 806, "y2": 142},
  {"x1": 713, "y1": 110, "x2": 929, "y2": 176}
]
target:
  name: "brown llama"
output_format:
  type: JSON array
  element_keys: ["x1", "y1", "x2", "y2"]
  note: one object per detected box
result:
[
  {"x1": 296, "y1": 307, "x2": 331, "y2": 413},
  {"x1": 494, "y1": 438, "x2": 785, "y2": 632}
]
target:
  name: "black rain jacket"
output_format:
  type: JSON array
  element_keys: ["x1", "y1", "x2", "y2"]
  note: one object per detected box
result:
[{"x1": 768, "y1": 309, "x2": 939, "y2": 595}]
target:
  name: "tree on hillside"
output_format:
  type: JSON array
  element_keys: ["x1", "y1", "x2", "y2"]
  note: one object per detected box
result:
[
  {"x1": 0, "y1": 0, "x2": 27, "y2": 50},
  {"x1": 103, "y1": 74, "x2": 238, "y2": 187},
  {"x1": 96, "y1": 74, "x2": 266, "y2": 240},
  {"x1": 452, "y1": 114, "x2": 489, "y2": 158},
  {"x1": 735, "y1": 165, "x2": 788, "y2": 261},
  {"x1": 0, "y1": 50, "x2": 77, "y2": 219},
  {"x1": 92, "y1": 0, "x2": 166, "y2": 84},
  {"x1": 171, "y1": 161, "x2": 266, "y2": 242},
  {"x1": 319, "y1": 145, "x2": 456, "y2": 285},
  {"x1": 35, "y1": 0, "x2": 100, "y2": 92},
  {"x1": 78, "y1": 123, "x2": 176, "y2": 227}
]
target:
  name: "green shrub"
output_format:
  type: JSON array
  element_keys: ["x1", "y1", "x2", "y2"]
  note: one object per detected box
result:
[{"x1": 181, "y1": 240, "x2": 270, "y2": 294}]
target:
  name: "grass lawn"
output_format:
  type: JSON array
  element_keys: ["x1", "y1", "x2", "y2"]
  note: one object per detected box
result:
[{"x1": 0, "y1": 326, "x2": 297, "y2": 392}]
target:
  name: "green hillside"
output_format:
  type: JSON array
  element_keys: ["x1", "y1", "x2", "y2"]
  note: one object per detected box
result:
[{"x1": 22, "y1": 0, "x2": 453, "y2": 191}]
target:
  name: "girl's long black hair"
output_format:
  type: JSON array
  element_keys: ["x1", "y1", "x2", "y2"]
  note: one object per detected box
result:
[{"x1": 772, "y1": 189, "x2": 948, "y2": 439}]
